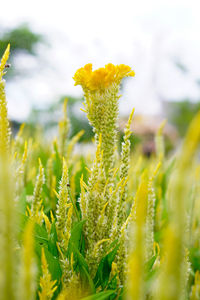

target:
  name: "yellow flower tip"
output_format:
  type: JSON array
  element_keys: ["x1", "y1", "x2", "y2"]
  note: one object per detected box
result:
[
  {"x1": 73, "y1": 63, "x2": 135, "y2": 91},
  {"x1": 2, "y1": 44, "x2": 10, "y2": 60},
  {"x1": 0, "y1": 44, "x2": 10, "y2": 77}
]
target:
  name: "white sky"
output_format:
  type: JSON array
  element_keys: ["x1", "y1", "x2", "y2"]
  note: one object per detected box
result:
[{"x1": 1, "y1": 0, "x2": 200, "y2": 120}]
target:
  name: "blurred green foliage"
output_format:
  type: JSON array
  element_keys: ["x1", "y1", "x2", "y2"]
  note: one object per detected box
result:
[
  {"x1": 165, "y1": 100, "x2": 200, "y2": 137},
  {"x1": 0, "y1": 24, "x2": 43, "y2": 79},
  {"x1": 0, "y1": 24, "x2": 42, "y2": 57}
]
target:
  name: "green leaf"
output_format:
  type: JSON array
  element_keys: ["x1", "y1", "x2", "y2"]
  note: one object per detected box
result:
[
  {"x1": 48, "y1": 221, "x2": 58, "y2": 257},
  {"x1": 68, "y1": 220, "x2": 86, "y2": 257},
  {"x1": 145, "y1": 255, "x2": 157, "y2": 274},
  {"x1": 34, "y1": 222, "x2": 48, "y2": 245},
  {"x1": 25, "y1": 181, "x2": 34, "y2": 195},
  {"x1": 81, "y1": 290, "x2": 116, "y2": 300},
  {"x1": 18, "y1": 188, "x2": 27, "y2": 214},
  {"x1": 107, "y1": 274, "x2": 118, "y2": 290},
  {"x1": 94, "y1": 242, "x2": 119, "y2": 289},
  {"x1": 71, "y1": 244, "x2": 95, "y2": 293},
  {"x1": 35, "y1": 242, "x2": 62, "y2": 283},
  {"x1": 44, "y1": 247, "x2": 62, "y2": 282},
  {"x1": 190, "y1": 247, "x2": 200, "y2": 273},
  {"x1": 17, "y1": 213, "x2": 48, "y2": 246}
]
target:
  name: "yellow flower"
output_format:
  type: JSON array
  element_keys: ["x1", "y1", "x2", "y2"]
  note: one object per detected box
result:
[
  {"x1": 73, "y1": 63, "x2": 92, "y2": 88},
  {"x1": 73, "y1": 63, "x2": 135, "y2": 91}
]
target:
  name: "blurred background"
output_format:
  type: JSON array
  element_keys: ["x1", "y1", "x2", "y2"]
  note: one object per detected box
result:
[{"x1": 1, "y1": 0, "x2": 200, "y2": 153}]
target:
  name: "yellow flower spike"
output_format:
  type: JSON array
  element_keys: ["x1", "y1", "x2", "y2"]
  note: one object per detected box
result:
[
  {"x1": 39, "y1": 248, "x2": 57, "y2": 300},
  {"x1": 35, "y1": 202, "x2": 44, "y2": 224},
  {"x1": 56, "y1": 158, "x2": 71, "y2": 243},
  {"x1": 58, "y1": 98, "x2": 70, "y2": 157},
  {"x1": 56, "y1": 242, "x2": 64, "y2": 260},
  {"x1": 107, "y1": 177, "x2": 125, "y2": 237},
  {"x1": 127, "y1": 171, "x2": 149, "y2": 300},
  {"x1": 0, "y1": 45, "x2": 11, "y2": 156},
  {"x1": 63, "y1": 204, "x2": 73, "y2": 251},
  {"x1": 22, "y1": 140, "x2": 28, "y2": 164},
  {"x1": 152, "y1": 161, "x2": 162, "y2": 179},
  {"x1": 66, "y1": 129, "x2": 84, "y2": 162},
  {"x1": 19, "y1": 221, "x2": 36, "y2": 300},
  {"x1": 31, "y1": 159, "x2": 45, "y2": 221},
  {"x1": 0, "y1": 44, "x2": 10, "y2": 78},
  {"x1": 117, "y1": 108, "x2": 135, "y2": 230},
  {"x1": 15, "y1": 139, "x2": 29, "y2": 200},
  {"x1": 155, "y1": 119, "x2": 167, "y2": 161},
  {"x1": 102, "y1": 179, "x2": 109, "y2": 197},
  {"x1": 180, "y1": 110, "x2": 200, "y2": 169},
  {"x1": 96, "y1": 200, "x2": 109, "y2": 235},
  {"x1": 93, "y1": 239, "x2": 110, "y2": 257},
  {"x1": 0, "y1": 152, "x2": 16, "y2": 300},
  {"x1": 50, "y1": 175, "x2": 56, "y2": 200},
  {"x1": 112, "y1": 167, "x2": 119, "y2": 179},
  {"x1": 145, "y1": 161, "x2": 161, "y2": 260},
  {"x1": 50, "y1": 211, "x2": 55, "y2": 224},
  {"x1": 157, "y1": 119, "x2": 167, "y2": 136},
  {"x1": 74, "y1": 63, "x2": 135, "y2": 281},
  {"x1": 17, "y1": 122, "x2": 25, "y2": 138},
  {"x1": 80, "y1": 176, "x2": 88, "y2": 191},
  {"x1": 70, "y1": 253, "x2": 74, "y2": 273}
]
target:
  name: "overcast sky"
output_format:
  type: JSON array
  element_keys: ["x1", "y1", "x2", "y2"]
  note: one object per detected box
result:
[{"x1": 1, "y1": 0, "x2": 200, "y2": 120}]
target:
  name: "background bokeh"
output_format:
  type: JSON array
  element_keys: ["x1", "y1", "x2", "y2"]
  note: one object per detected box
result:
[{"x1": 1, "y1": 0, "x2": 200, "y2": 146}]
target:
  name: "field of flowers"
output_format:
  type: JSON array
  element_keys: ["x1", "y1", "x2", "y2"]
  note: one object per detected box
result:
[{"x1": 1, "y1": 44, "x2": 200, "y2": 300}]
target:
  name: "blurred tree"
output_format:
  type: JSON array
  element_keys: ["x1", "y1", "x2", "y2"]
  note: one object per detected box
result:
[
  {"x1": 0, "y1": 24, "x2": 43, "y2": 78},
  {"x1": 0, "y1": 24, "x2": 42, "y2": 56}
]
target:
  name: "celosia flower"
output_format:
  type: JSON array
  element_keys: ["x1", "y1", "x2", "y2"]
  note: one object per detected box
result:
[
  {"x1": 73, "y1": 63, "x2": 135, "y2": 279},
  {"x1": 73, "y1": 63, "x2": 135, "y2": 91},
  {"x1": 73, "y1": 63, "x2": 135, "y2": 178}
]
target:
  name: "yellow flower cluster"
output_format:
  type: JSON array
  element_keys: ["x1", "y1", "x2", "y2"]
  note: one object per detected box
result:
[{"x1": 73, "y1": 63, "x2": 135, "y2": 91}]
